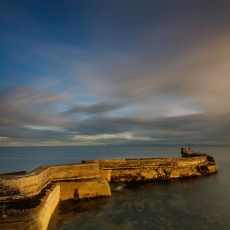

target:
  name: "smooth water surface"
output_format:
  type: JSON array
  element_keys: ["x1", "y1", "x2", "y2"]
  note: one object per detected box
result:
[
  {"x1": 48, "y1": 171, "x2": 230, "y2": 230},
  {"x1": 0, "y1": 145, "x2": 181, "y2": 174}
]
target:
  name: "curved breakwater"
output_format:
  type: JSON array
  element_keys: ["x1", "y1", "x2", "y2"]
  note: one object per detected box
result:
[{"x1": 0, "y1": 154, "x2": 217, "y2": 230}]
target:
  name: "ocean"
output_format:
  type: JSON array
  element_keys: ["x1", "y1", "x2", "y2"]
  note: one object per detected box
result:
[{"x1": 0, "y1": 145, "x2": 230, "y2": 230}]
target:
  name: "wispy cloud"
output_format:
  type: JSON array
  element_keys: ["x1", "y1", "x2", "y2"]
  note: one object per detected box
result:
[
  {"x1": 1, "y1": 0, "x2": 230, "y2": 145},
  {"x1": 71, "y1": 132, "x2": 154, "y2": 145},
  {"x1": 65, "y1": 101, "x2": 123, "y2": 116}
]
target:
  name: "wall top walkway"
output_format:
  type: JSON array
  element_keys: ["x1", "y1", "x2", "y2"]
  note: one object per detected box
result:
[
  {"x1": 82, "y1": 156, "x2": 208, "y2": 168},
  {"x1": 0, "y1": 163, "x2": 99, "y2": 200}
]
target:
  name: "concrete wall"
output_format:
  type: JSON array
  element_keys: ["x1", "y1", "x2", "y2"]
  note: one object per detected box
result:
[
  {"x1": 1, "y1": 156, "x2": 209, "y2": 199},
  {"x1": 57, "y1": 177, "x2": 111, "y2": 201},
  {"x1": 0, "y1": 163, "x2": 111, "y2": 230},
  {"x1": 83, "y1": 156, "x2": 217, "y2": 182},
  {"x1": 0, "y1": 163, "x2": 101, "y2": 199},
  {"x1": 83, "y1": 156, "x2": 208, "y2": 167}
]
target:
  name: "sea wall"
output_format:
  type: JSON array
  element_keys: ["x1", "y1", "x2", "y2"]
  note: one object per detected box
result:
[
  {"x1": 56, "y1": 177, "x2": 111, "y2": 201},
  {"x1": 82, "y1": 155, "x2": 217, "y2": 182},
  {"x1": 0, "y1": 163, "x2": 110, "y2": 200},
  {"x1": 0, "y1": 163, "x2": 111, "y2": 230},
  {"x1": 0, "y1": 184, "x2": 60, "y2": 230},
  {"x1": 0, "y1": 155, "x2": 217, "y2": 230}
]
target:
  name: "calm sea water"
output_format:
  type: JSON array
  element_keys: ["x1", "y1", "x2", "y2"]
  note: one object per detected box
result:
[
  {"x1": 0, "y1": 145, "x2": 189, "y2": 174},
  {"x1": 0, "y1": 145, "x2": 230, "y2": 229}
]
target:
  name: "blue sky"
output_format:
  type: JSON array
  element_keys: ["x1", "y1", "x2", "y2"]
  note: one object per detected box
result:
[{"x1": 1, "y1": 0, "x2": 230, "y2": 146}]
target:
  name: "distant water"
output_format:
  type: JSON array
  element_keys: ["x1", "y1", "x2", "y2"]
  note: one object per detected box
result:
[
  {"x1": 0, "y1": 145, "x2": 189, "y2": 174},
  {"x1": 1, "y1": 145, "x2": 230, "y2": 230}
]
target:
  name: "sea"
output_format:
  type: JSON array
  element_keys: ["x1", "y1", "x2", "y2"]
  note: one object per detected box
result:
[{"x1": 0, "y1": 145, "x2": 230, "y2": 230}]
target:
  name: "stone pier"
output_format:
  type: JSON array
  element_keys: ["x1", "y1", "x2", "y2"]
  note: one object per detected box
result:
[
  {"x1": 0, "y1": 152, "x2": 217, "y2": 230},
  {"x1": 82, "y1": 155, "x2": 217, "y2": 182},
  {"x1": 0, "y1": 163, "x2": 111, "y2": 230}
]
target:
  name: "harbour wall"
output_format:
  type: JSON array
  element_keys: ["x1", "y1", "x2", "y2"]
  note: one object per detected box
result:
[
  {"x1": 0, "y1": 155, "x2": 217, "y2": 230},
  {"x1": 0, "y1": 163, "x2": 111, "y2": 230},
  {"x1": 0, "y1": 163, "x2": 106, "y2": 199},
  {"x1": 82, "y1": 155, "x2": 217, "y2": 182}
]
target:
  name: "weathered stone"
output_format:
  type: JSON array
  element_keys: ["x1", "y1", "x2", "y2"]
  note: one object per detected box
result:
[
  {"x1": 0, "y1": 184, "x2": 60, "y2": 230},
  {"x1": 0, "y1": 163, "x2": 102, "y2": 199},
  {"x1": 56, "y1": 177, "x2": 111, "y2": 201},
  {"x1": 0, "y1": 163, "x2": 111, "y2": 230},
  {"x1": 83, "y1": 155, "x2": 217, "y2": 182}
]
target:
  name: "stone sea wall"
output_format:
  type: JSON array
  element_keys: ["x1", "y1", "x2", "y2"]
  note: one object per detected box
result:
[
  {"x1": 0, "y1": 155, "x2": 217, "y2": 230},
  {"x1": 0, "y1": 163, "x2": 111, "y2": 230},
  {"x1": 82, "y1": 155, "x2": 217, "y2": 182},
  {"x1": 0, "y1": 184, "x2": 60, "y2": 230},
  {"x1": 0, "y1": 163, "x2": 103, "y2": 199}
]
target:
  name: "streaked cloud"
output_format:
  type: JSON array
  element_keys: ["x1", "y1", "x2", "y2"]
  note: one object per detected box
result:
[
  {"x1": 71, "y1": 132, "x2": 154, "y2": 145},
  {"x1": 24, "y1": 125, "x2": 67, "y2": 132},
  {"x1": 65, "y1": 101, "x2": 123, "y2": 116},
  {"x1": 0, "y1": 0, "x2": 230, "y2": 145}
]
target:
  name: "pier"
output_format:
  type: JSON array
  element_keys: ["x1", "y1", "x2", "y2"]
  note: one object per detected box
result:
[{"x1": 0, "y1": 150, "x2": 217, "y2": 230}]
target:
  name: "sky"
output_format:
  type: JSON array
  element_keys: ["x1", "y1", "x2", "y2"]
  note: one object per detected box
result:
[{"x1": 0, "y1": 0, "x2": 230, "y2": 146}]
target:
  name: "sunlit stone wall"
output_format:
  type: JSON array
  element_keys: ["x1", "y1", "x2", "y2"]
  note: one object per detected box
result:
[{"x1": 83, "y1": 156, "x2": 217, "y2": 182}]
